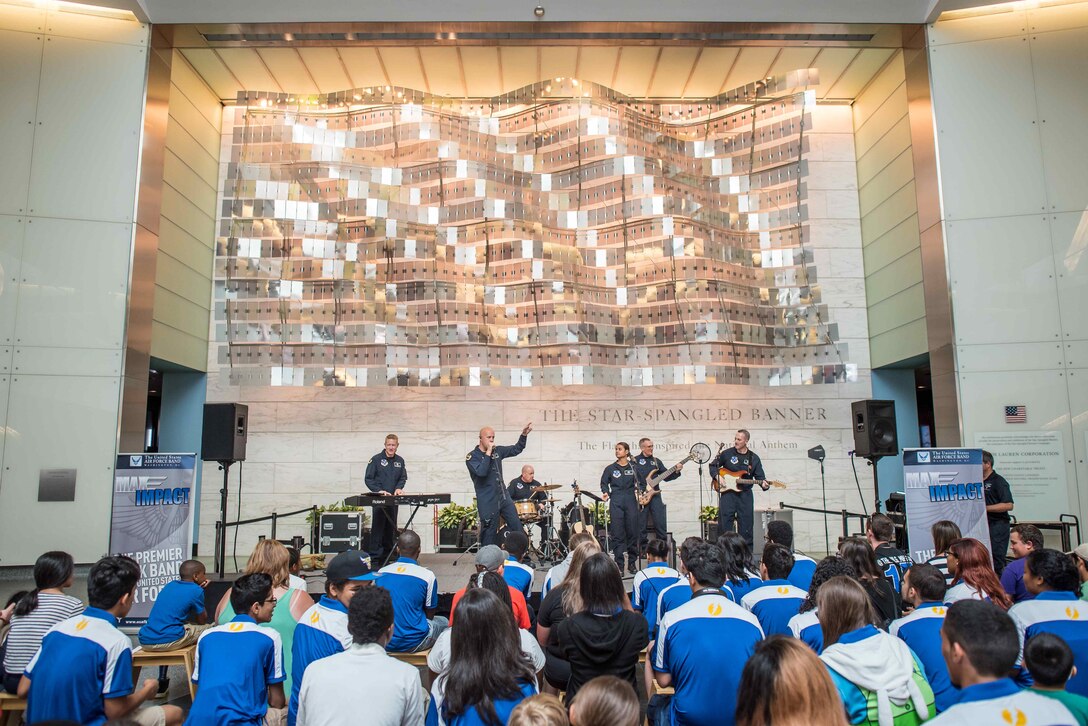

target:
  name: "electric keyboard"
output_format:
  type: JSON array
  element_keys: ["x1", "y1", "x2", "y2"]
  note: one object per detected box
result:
[{"x1": 344, "y1": 493, "x2": 452, "y2": 507}]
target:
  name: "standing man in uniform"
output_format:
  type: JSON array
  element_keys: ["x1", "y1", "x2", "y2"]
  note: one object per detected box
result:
[
  {"x1": 983, "y1": 450, "x2": 1014, "y2": 574},
  {"x1": 467, "y1": 423, "x2": 532, "y2": 546},
  {"x1": 508, "y1": 465, "x2": 548, "y2": 549},
  {"x1": 712, "y1": 430, "x2": 769, "y2": 548},
  {"x1": 365, "y1": 434, "x2": 406, "y2": 566},
  {"x1": 602, "y1": 441, "x2": 642, "y2": 575},
  {"x1": 633, "y1": 438, "x2": 682, "y2": 550}
]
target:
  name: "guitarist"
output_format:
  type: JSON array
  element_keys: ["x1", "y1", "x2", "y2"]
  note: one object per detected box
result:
[
  {"x1": 634, "y1": 438, "x2": 683, "y2": 550},
  {"x1": 711, "y1": 429, "x2": 768, "y2": 548}
]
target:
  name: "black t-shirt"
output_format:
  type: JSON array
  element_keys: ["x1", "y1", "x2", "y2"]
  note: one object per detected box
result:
[
  {"x1": 536, "y1": 584, "x2": 567, "y2": 655},
  {"x1": 864, "y1": 577, "x2": 902, "y2": 629},
  {"x1": 984, "y1": 471, "x2": 1013, "y2": 523},
  {"x1": 875, "y1": 543, "x2": 913, "y2": 592},
  {"x1": 557, "y1": 610, "x2": 649, "y2": 703}
]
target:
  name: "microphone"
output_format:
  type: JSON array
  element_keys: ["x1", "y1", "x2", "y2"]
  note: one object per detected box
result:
[
  {"x1": 847, "y1": 450, "x2": 855, "y2": 456},
  {"x1": 807, "y1": 445, "x2": 826, "y2": 462}
]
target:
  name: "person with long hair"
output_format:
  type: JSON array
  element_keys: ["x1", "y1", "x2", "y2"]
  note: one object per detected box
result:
[
  {"x1": 428, "y1": 587, "x2": 538, "y2": 725},
  {"x1": 716, "y1": 532, "x2": 762, "y2": 603},
  {"x1": 1, "y1": 550, "x2": 82, "y2": 693},
  {"x1": 925, "y1": 521, "x2": 961, "y2": 587},
  {"x1": 818, "y1": 576, "x2": 934, "y2": 726},
  {"x1": 536, "y1": 540, "x2": 602, "y2": 692},
  {"x1": 944, "y1": 538, "x2": 1011, "y2": 609},
  {"x1": 788, "y1": 555, "x2": 857, "y2": 654},
  {"x1": 568, "y1": 675, "x2": 639, "y2": 726},
  {"x1": 600, "y1": 442, "x2": 642, "y2": 575},
  {"x1": 839, "y1": 537, "x2": 901, "y2": 628},
  {"x1": 557, "y1": 553, "x2": 648, "y2": 704},
  {"x1": 736, "y1": 635, "x2": 849, "y2": 726}
]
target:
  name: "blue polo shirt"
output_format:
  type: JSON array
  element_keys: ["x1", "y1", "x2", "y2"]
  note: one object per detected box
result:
[
  {"x1": 501, "y1": 557, "x2": 535, "y2": 600},
  {"x1": 289, "y1": 596, "x2": 352, "y2": 726},
  {"x1": 928, "y1": 678, "x2": 1075, "y2": 725},
  {"x1": 653, "y1": 592, "x2": 764, "y2": 726},
  {"x1": 427, "y1": 678, "x2": 536, "y2": 726},
  {"x1": 378, "y1": 557, "x2": 440, "y2": 652},
  {"x1": 787, "y1": 609, "x2": 823, "y2": 653},
  {"x1": 138, "y1": 579, "x2": 205, "y2": 645},
  {"x1": 788, "y1": 554, "x2": 817, "y2": 591},
  {"x1": 632, "y1": 564, "x2": 684, "y2": 637},
  {"x1": 1010, "y1": 591, "x2": 1088, "y2": 697},
  {"x1": 25, "y1": 607, "x2": 133, "y2": 726},
  {"x1": 1000, "y1": 558, "x2": 1035, "y2": 603},
  {"x1": 890, "y1": 603, "x2": 959, "y2": 712},
  {"x1": 655, "y1": 582, "x2": 692, "y2": 638},
  {"x1": 187, "y1": 614, "x2": 285, "y2": 726},
  {"x1": 740, "y1": 579, "x2": 807, "y2": 636},
  {"x1": 723, "y1": 572, "x2": 763, "y2": 604}
]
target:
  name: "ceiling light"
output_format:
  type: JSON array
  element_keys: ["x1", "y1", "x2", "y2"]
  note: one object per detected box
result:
[
  {"x1": 2, "y1": 0, "x2": 138, "y2": 21},
  {"x1": 938, "y1": 0, "x2": 1085, "y2": 21}
]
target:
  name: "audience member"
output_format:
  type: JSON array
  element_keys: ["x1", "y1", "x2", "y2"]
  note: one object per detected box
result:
[
  {"x1": 1, "y1": 550, "x2": 82, "y2": 694},
  {"x1": 1010, "y1": 548, "x2": 1088, "y2": 697},
  {"x1": 449, "y1": 545, "x2": 531, "y2": 629},
  {"x1": 556, "y1": 553, "x2": 648, "y2": 704},
  {"x1": 509, "y1": 694, "x2": 569, "y2": 726},
  {"x1": 428, "y1": 588, "x2": 537, "y2": 725},
  {"x1": 924, "y1": 521, "x2": 960, "y2": 587},
  {"x1": 189, "y1": 572, "x2": 285, "y2": 726},
  {"x1": 651, "y1": 540, "x2": 764, "y2": 726},
  {"x1": 568, "y1": 675, "x2": 639, "y2": 726},
  {"x1": 631, "y1": 538, "x2": 683, "y2": 638},
  {"x1": 818, "y1": 576, "x2": 934, "y2": 726},
  {"x1": 138, "y1": 559, "x2": 209, "y2": 651},
  {"x1": 944, "y1": 538, "x2": 1011, "y2": 609},
  {"x1": 536, "y1": 540, "x2": 601, "y2": 691},
  {"x1": 766, "y1": 520, "x2": 816, "y2": 591},
  {"x1": 867, "y1": 513, "x2": 913, "y2": 593},
  {"x1": 741, "y1": 543, "x2": 806, "y2": 636},
  {"x1": 542, "y1": 532, "x2": 596, "y2": 598},
  {"x1": 297, "y1": 586, "x2": 426, "y2": 726},
  {"x1": 735, "y1": 635, "x2": 849, "y2": 726},
  {"x1": 289, "y1": 550, "x2": 381, "y2": 725},
  {"x1": 788, "y1": 555, "x2": 856, "y2": 654},
  {"x1": 717, "y1": 533, "x2": 763, "y2": 603},
  {"x1": 19, "y1": 555, "x2": 182, "y2": 726},
  {"x1": 287, "y1": 546, "x2": 306, "y2": 593},
  {"x1": 1072, "y1": 544, "x2": 1088, "y2": 601},
  {"x1": 378, "y1": 530, "x2": 449, "y2": 652},
  {"x1": 839, "y1": 537, "x2": 901, "y2": 628},
  {"x1": 216, "y1": 540, "x2": 311, "y2": 695},
  {"x1": 1024, "y1": 632, "x2": 1088, "y2": 726},
  {"x1": 502, "y1": 530, "x2": 535, "y2": 600},
  {"x1": 654, "y1": 537, "x2": 703, "y2": 635},
  {"x1": 929, "y1": 600, "x2": 1072, "y2": 723},
  {"x1": 889, "y1": 564, "x2": 958, "y2": 713},
  {"x1": 1001, "y1": 524, "x2": 1045, "y2": 603}
]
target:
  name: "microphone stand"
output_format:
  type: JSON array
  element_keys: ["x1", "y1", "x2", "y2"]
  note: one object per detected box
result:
[{"x1": 819, "y1": 457, "x2": 830, "y2": 555}]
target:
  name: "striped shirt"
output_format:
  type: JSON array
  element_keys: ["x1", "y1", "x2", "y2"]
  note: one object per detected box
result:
[
  {"x1": 926, "y1": 555, "x2": 953, "y2": 586},
  {"x1": 2, "y1": 593, "x2": 84, "y2": 675}
]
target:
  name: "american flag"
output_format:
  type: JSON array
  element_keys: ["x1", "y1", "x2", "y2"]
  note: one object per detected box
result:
[{"x1": 1005, "y1": 405, "x2": 1027, "y2": 423}]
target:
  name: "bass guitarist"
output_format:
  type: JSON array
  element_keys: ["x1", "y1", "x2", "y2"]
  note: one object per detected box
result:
[
  {"x1": 633, "y1": 437, "x2": 682, "y2": 549},
  {"x1": 711, "y1": 429, "x2": 768, "y2": 548}
]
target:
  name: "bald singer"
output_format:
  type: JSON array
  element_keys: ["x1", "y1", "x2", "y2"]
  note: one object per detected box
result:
[{"x1": 466, "y1": 423, "x2": 533, "y2": 546}]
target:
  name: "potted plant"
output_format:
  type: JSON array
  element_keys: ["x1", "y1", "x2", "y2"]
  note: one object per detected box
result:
[
  {"x1": 699, "y1": 505, "x2": 719, "y2": 541},
  {"x1": 436, "y1": 502, "x2": 478, "y2": 551}
]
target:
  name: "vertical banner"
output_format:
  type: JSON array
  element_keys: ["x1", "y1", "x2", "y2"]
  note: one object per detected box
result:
[
  {"x1": 903, "y1": 448, "x2": 989, "y2": 563},
  {"x1": 111, "y1": 453, "x2": 197, "y2": 627}
]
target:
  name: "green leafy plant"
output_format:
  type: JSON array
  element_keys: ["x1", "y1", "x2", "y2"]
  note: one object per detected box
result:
[
  {"x1": 592, "y1": 502, "x2": 610, "y2": 526},
  {"x1": 436, "y1": 502, "x2": 478, "y2": 529},
  {"x1": 307, "y1": 502, "x2": 368, "y2": 526},
  {"x1": 698, "y1": 505, "x2": 719, "y2": 523}
]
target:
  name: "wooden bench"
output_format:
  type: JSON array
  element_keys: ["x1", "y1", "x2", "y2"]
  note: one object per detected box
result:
[
  {"x1": 0, "y1": 691, "x2": 27, "y2": 726},
  {"x1": 390, "y1": 648, "x2": 431, "y2": 668},
  {"x1": 132, "y1": 644, "x2": 197, "y2": 701}
]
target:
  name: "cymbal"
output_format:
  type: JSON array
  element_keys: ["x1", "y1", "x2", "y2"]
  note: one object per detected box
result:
[{"x1": 531, "y1": 484, "x2": 561, "y2": 492}]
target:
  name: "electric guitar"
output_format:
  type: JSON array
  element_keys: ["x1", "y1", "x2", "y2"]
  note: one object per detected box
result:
[
  {"x1": 636, "y1": 443, "x2": 712, "y2": 508},
  {"x1": 713, "y1": 469, "x2": 789, "y2": 495}
]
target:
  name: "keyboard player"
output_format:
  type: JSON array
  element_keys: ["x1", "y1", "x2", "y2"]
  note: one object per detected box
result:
[{"x1": 365, "y1": 434, "x2": 407, "y2": 564}]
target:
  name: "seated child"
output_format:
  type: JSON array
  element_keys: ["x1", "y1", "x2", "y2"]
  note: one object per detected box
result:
[{"x1": 138, "y1": 559, "x2": 210, "y2": 651}]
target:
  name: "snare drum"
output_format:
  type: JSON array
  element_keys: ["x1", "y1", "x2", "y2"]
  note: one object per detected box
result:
[{"x1": 515, "y1": 499, "x2": 540, "y2": 523}]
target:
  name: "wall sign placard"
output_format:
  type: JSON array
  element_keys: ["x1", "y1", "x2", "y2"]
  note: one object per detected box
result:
[
  {"x1": 903, "y1": 448, "x2": 988, "y2": 562},
  {"x1": 974, "y1": 431, "x2": 1068, "y2": 522}
]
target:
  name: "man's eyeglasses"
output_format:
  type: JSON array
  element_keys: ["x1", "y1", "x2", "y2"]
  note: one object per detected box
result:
[{"x1": 263, "y1": 597, "x2": 278, "y2": 605}]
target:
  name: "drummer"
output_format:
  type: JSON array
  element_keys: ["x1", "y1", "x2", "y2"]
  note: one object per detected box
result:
[{"x1": 508, "y1": 465, "x2": 549, "y2": 549}]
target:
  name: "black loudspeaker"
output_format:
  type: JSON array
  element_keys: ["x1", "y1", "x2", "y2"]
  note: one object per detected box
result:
[
  {"x1": 851, "y1": 399, "x2": 898, "y2": 458},
  {"x1": 201, "y1": 403, "x2": 248, "y2": 462}
]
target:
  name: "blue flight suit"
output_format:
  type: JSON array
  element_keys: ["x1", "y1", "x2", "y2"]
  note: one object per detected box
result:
[
  {"x1": 602, "y1": 460, "x2": 642, "y2": 570},
  {"x1": 466, "y1": 435, "x2": 527, "y2": 546},
  {"x1": 632, "y1": 454, "x2": 679, "y2": 546},
  {"x1": 365, "y1": 451, "x2": 407, "y2": 563},
  {"x1": 713, "y1": 447, "x2": 766, "y2": 547}
]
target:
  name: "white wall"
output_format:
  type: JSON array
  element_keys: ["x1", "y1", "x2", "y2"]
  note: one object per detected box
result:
[
  {"x1": 929, "y1": 3, "x2": 1088, "y2": 527},
  {"x1": 0, "y1": 6, "x2": 149, "y2": 565}
]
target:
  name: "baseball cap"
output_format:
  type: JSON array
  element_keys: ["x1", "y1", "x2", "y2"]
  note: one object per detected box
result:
[
  {"x1": 475, "y1": 544, "x2": 506, "y2": 572},
  {"x1": 326, "y1": 550, "x2": 381, "y2": 581},
  {"x1": 1067, "y1": 544, "x2": 1088, "y2": 561}
]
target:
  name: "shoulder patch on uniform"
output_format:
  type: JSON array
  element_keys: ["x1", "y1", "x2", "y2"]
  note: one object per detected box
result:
[
  {"x1": 466, "y1": 452, "x2": 473, "y2": 460},
  {"x1": 367, "y1": 457, "x2": 374, "y2": 464}
]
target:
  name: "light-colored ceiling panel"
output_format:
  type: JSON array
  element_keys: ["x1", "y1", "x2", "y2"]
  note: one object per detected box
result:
[
  {"x1": 216, "y1": 48, "x2": 279, "y2": 92},
  {"x1": 459, "y1": 47, "x2": 502, "y2": 97},
  {"x1": 499, "y1": 47, "x2": 538, "y2": 92},
  {"x1": 539, "y1": 47, "x2": 578, "y2": 82},
  {"x1": 419, "y1": 47, "x2": 464, "y2": 96},
  {"x1": 826, "y1": 47, "x2": 895, "y2": 99},
  {"x1": 612, "y1": 46, "x2": 661, "y2": 97},
  {"x1": 298, "y1": 48, "x2": 352, "y2": 93},
  {"x1": 682, "y1": 47, "x2": 739, "y2": 97},
  {"x1": 378, "y1": 47, "x2": 427, "y2": 91},
  {"x1": 809, "y1": 47, "x2": 861, "y2": 99},
  {"x1": 256, "y1": 48, "x2": 319, "y2": 95},
  {"x1": 337, "y1": 47, "x2": 387, "y2": 89},
  {"x1": 768, "y1": 47, "x2": 820, "y2": 78},
  {"x1": 721, "y1": 47, "x2": 779, "y2": 93},
  {"x1": 575, "y1": 47, "x2": 620, "y2": 89},
  {"x1": 180, "y1": 48, "x2": 242, "y2": 101},
  {"x1": 647, "y1": 46, "x2": 700, "y2": 98}
]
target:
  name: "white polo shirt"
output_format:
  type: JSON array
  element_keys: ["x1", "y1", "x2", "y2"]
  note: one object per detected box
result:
[{"x1": 297, "y1": 643, "x2": 425, "y2": 726}]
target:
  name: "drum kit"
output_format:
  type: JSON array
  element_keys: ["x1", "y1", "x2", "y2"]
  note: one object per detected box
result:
[{"x1": 512, "y1": 482, "x2": 601, "y2": 565}]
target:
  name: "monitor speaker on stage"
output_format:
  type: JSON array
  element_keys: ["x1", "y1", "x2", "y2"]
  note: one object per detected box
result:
[
  {"x1": 850, "y1": 399, "x2": 898, "y2": 458},
  {"x1": 202, "y1": 403, "x2": 248, "y2": 462}
]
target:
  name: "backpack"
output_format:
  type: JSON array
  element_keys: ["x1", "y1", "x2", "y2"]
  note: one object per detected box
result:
[{"x1": 860, "y1": 660, "x2": 936, "y2": 726}]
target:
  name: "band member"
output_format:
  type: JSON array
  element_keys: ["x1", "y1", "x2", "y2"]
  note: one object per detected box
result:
[
  {"x1": 712, "y1": 429, "x2": 768, "y2": 548},
  {"x1": 466, "y1": 423, "x2": 532, "y2": 546},
  {"x1": 508, "y1": 465, "x2": 548, "y2": 548},
  {"x1": 601, "y1": 442, "x2": 642, "y2": 575},
  {"x1": 633, "y1": 438, "x2": 682, "y2": 547},
  {"x1": 365, "y1": 434, "x2": 407, "y2": 564}
]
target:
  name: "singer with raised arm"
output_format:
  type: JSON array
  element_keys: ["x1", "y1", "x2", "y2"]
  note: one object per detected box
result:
[
  {"x1": 711, "y1": 429, "x2": 768, "y2": 548},
  {"x1": 466, "y1": 423, "x2": 533, "y2": 546},
  {"x1": 365, "y1": 433, "x2": 407, "y2": 565}
]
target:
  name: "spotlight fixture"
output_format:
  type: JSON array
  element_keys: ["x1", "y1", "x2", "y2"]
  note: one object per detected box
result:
[{"x1": 534, "y1": 5, "x2": 545, "y2": 17}]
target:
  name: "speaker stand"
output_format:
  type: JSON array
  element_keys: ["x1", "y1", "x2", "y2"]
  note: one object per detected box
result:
[
  {"x1": 213, "y1": 459, "x2": 236, "y2": 579},
  {"x1": 866, "y1": 455, "x2": 884, "y2": 515}
]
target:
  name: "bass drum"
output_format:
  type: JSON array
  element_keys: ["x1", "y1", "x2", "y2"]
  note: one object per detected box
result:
[{"x1": 558, "y1": 502, "x2": 596, "y2": 545}]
